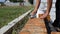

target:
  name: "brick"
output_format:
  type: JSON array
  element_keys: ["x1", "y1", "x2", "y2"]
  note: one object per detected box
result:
[
  {"x1": 19, "y1": 31, "x2": 31, "y2": 34},
  {"x1": 33, "y1": 32, "x2": 47, "y2": 34},
  {"x1": 51, "y1": 32, "x2": 60, "y2": 34},
  {"x1": 39, "y1": 32, "x2": 47, "y2": 34}
]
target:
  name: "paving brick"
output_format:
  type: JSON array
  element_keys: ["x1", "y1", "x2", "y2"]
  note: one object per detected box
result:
[
  {"x1": 19, "y1": 30, "x2": 31, "y2": 34},
  {"x1": 51, "y1": 32, "x2": 60, "y2": 34},
  {"x1": 34, "y1": 32, "x2": 47, "y2": 34}
]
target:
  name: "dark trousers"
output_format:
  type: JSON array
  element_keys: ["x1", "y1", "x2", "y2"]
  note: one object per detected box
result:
[{"x1": 52, "y1": 2, "x2": 60, "y2": 28}]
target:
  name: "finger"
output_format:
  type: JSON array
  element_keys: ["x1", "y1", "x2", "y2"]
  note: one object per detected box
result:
[
  {"x1": 40, "y1": 16, "x2": 45, "y2": 19},
  {"x1": 40, "y1": 17, "x2": 43, "y2": 19}
]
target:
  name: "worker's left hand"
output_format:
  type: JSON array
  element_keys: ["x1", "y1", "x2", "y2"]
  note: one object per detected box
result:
[{"x1": 40, "y1": 12, "x2": 48, "y2": 19}]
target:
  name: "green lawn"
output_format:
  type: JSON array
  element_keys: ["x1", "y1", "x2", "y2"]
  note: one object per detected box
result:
[{"x1": 0, "y1": 6, "x2": 33, "y2": 28}]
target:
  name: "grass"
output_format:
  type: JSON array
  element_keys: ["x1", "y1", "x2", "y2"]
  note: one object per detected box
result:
[{"x1": 0, "y1": 6, "x2": 33, "y2": 28}]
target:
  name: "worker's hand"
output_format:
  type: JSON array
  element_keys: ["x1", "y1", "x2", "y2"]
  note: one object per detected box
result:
[
  {"x1": 31, "y1": 10, "x2": 36, "y2": 16},
  {"x1": 31, "y1": 11, "x2": 36, "y2": 16},
  {"x1": 40, "y1": 11, "x2": 48, "y2": 19},
  {"x1": 30, "y1": 11, "x2": 36, "y2": 19}
]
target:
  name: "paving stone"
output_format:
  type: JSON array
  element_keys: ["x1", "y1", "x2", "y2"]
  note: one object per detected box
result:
[{"x1": 51, "y1": 32, "x2": 60, "y2": 34}]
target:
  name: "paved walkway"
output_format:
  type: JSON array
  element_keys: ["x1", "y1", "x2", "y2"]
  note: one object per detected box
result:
[{"x1": 19, "y1": 18, "x2": 60, "y2": 34}]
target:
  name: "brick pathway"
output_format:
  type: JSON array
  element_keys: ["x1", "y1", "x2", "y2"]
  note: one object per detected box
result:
[
  {"x1": 19, "y1": 18, "x2": 60, "y2": 34},
  {"x1": 19, "y1": 18, "x2": 47, "y2": 34}
]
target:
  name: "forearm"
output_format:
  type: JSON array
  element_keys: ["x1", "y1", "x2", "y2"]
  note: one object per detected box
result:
[
  {"x1": 46, "y1": 0, "x2": 52, "y2": 14},
  {"x1": 33, "y1": 0, "x2": 41, "y2": 13}
]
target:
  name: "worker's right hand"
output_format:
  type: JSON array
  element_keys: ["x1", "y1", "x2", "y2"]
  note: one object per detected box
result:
[
  {"x1": 29, "y1": 11, "x2": 36, "y2": 19},
  {"x1": 31, "y1": 11, "x2": 36, "y2": 16}
]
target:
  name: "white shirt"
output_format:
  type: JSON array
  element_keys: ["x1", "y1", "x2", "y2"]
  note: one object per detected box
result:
[{"x1": 36, "y1": 0, "x2": 47, "y2": 18}]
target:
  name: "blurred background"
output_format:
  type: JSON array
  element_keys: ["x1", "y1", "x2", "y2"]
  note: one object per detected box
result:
[{"x1": 0, "y1": 0, "x2": 34, "y2": 6}]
